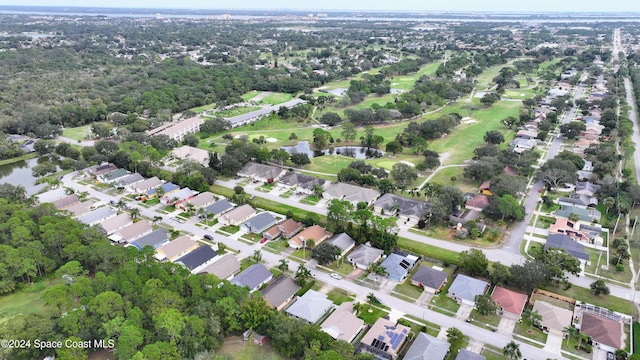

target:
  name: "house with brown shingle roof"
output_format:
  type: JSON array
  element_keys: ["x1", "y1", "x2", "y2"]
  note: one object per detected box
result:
[
  {"x1": 52, "y1": 194, "x2": 80, "y2": 209},
  {"x1": 178, "y1": 191, "x2": 216, "y2": 210},
  {"x1": 288, "y1": 225, "x2": 331, "y2": 249},
  {"x1": 108, "y1": 220, "x2": 153, "y2": 244},
  {"x1": 220, "y1": 204, "x2": 256, "y2": 226},
  {"x1": 465, "y1": 195, "x2": 490, "y2": 211},
  {"x1": 321, "y1": 302, "x2": 365, "y2": 343},
  {"x1": 532, "y1": 301, "x2": 573, "y2": 336},
  {"x1": 155, "y1": 235, "x2": 199, "y2": 262},
  {"x1": 263, "y1": 218, "x2": 303, "y2": 241},
  {"x1": 98, "y1": 213, "x2": 133, "y2": 235},
  {"x1": 490, "y1": 286, "x2": 528, "y2": 319},
  {"x1": 579, "y1": 312, "x2": 623, "y2": 352},
  {"x1": 198, "y1": 253, "x2": 241, "y2": 280}
]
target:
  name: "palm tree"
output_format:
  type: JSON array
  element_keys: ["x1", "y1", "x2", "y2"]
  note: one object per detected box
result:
[
  {"x1": 129, "y1": 208, "x2": 140, "y2": 220},
  {"x1": 155, "y1": 186, "x2": 165, "y2": 199},
  {"x1": 312, "y1": 184, "x2": 324, "y2": 199},
  {"x1": 196, "y1": 207, "x2": 207, "y2": 220},
  {"x1": 503, "y1": 341, "x2": 522, "y2": 360},
  {"x1": 152, "y1": 215, "x2": 163, "y2": 224},
  {"x1": 64, "y1": 186, "x2": 75, "y2": 195},
  {"x1": 77, "y1": 191, "x2": 89, "y2": 202},
  {"x1": 13, "y1": 185, "x2": 26, "y2": 201},
  {"x1": 366, "y1": 292, "x2": 377, "y2": 313},
  {"x1": 116, "y1": 199, "x2": 127, "y2": 212},
  {"x1": 564, "y1": 325, "x2": 578, "y2": 347},
  {"x1": 253, "y1": 250, "x2": 262, "y2": 263},
  {"x1": 217, "y1": 242, "x2": 226, "y2": 253},
  {"x1": 294, "y1": 264, "x2": 311, "y2": 286},
  {"x1": 353, "y1": 302, "x2": 363, "y2": 315},
  {"x1": 604, "y1": 197, "x2": 615, "y2": 214},
  {"x1": 523, "y1": 309, "x2": 542, "y2": 331},
  {"x1": 185, "y1": 202, "x2": 196, "y2": 215},
  {"x1": 278, "y1": 258, "x2": 289, "y2": 273}
]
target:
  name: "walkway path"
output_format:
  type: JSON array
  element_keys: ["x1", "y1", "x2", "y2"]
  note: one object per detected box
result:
[{"x1": 417, "y1": 164, "x2": 467, "y2": 190}]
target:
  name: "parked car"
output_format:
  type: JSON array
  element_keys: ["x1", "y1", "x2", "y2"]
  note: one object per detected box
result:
[
  {"x1": 203, "y1": 234, "x2": 214, "y2": 241},
  {"x1": 259, "y1": 237, "x2": 268, "y2": 244},
  {"x1": 330, "y1": 273, "x2": 342, "y2": 280}
]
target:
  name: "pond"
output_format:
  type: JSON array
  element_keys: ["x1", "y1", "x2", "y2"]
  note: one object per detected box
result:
[
  {"x1": 0, "y1": 157, "x2": 41, "y2": 187},
  {"x1": 281, "y1": 141, "x2": 384, "y2": 160}
]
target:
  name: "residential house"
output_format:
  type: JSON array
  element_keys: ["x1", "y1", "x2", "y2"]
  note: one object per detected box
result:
[
  {"x1": 52, "y1": 194, "x2": 80, "y2": 210},
  {"x1": 554, "y1": 205, "x2": 601, "y2": 222},
  {"x1": 573, "y1": 138, "x2": 599, "y2": 154},
  {"x1": 410, "y1": 266, "x2": 448, "y2": 294},
  {"x1": 286, "y1": 290, "x2": 334, "y2": 324},
  {"x1": 263, "y1": 218, "x2": 303, "y2": 241},
  {"x1": 98, "y1": 213, "x2": 133, "y2": 235},
  {"x1": 148, "y1": 116, "x2": 204, "y2": 141},
  {"x1": 231, "y1": 263, "x2": 273, "y2": 292},
  {"x1": 77, "y1": 207, "x2": 117, "y2": 226},
  {"x1": 170, "y1": 145, "x2": 210, "y2": 166},
  {"x1": 490, "y1": 286, "x2": 528, "y2": 319},
  {"x1": 447, "y1": 274, "x2": 489, "y2": 306},
  {"x1": 355, "y1": 318, "x2": 410, "y2": 360},
  {"x1": 327, "y1": 233, "x2": 356, "y2": 257},
  {"x1": 558, "y1": 193, "x2": 597, "y2": 209},
  {"x1": 379, "y1": 253, "x2": 419, "y2": 282},
  {"x1": 278, "y1": 171, "x2": 327, "y2": 195},
  {"x1": 532, "y1": 301, "x2": 573, "y2": 336},
  {"x1": 115, "y1": 173, "x2": 144, "y2": 189},
  {"x1": 88, "y1": 163, "x2": 117, "y2": 177},
  {"x1": 175, "y1": 245, "x2": 218, "y2": 273},
  {"x1": 131, "y1": 176, "x2": 163, "y2": 194},
  {"x1": 240, "y1": 212, "x2": 278, "y2": 234},
  {"x1": 238, "y1": 162, "x2": 285, "y2": 183},
  {"x1": 575, "y1": 181, "x2": 601, "y2": 197},
  {"x1": 456, "y1": 349, "x2": 485, "y2": 360},
  {"x1": 579, "y1": 312, "x2": 623, "y2": 352},
  {"x1": 155, "y1": 236, "x2": 199, "y2": 262},
  {"x1": 220, "y1": 204, "x2": 256, "y2": 226},
  {"x1": 262, "y1": 276, "x2": 301, "y2": 311},
  {"x1": 403, "y1": 332, "x2": 450, "y2": 360},
  {"x1": 321, "y1": 302, "x2": 365, "y2": 343},
  {"x1": 160, "y1": 187, "x2": 198, "y2": 206},
  {"x1": 465, "y1": 195, "x2": 491, "y2": 212},
  {"x1": 449, "y1": 209, "x2": 482, "y2": 227},
  {"x1": 108, "y1": 220, "x2": 153, "y2": 244},
  {"x1": 288, "y1": 225, "x2": 331, "y2": 249},
  {"x1": 179, "y1": 192, "x2": 216, "y2": 210},
  {"x1": 545, "y1": 234, "x2": 590, "y2": 264},
  {"x1": 129, "y1": 228, "x2": 170, "y2": 250},
  {"x1": 324, "y1": 182, "x2": 380, "y2": 207},
  {"x1": 198, "y1": 253, "x2": 241, "y2": 280},
  {"x1": 509, "y1": 138, "x2": 537, "y2": 152},
  {"x1": 36, "y1": 188, "x2": 67, "y2": 204},
  {"x1": 99, "y1": 168, "x2": 130, "y2": 184},
  {"x1": 548, "y1": 218, "x2": 604, "y2": 245},
  {"x1": 145, "y1": 182, "x2": 180, "y2": 200},
  {"x1": 204, "y1": 199, "x2": 234, "y2": 218},
  {"x1": 373, "y1": 194, "x2": 431, "y2": 221},
  {"x1": 478, "y1": 181, "x2": 492, "y2": 196},
  {"x1": 347, "y1": 244, "x2": 384, "y2": 270},
  {"x1": 516, "y1": 129, "x2": 538, "y2": 140},
  {"x1": 581, "y1": 160, "x2": 594, "y2": 172},
  {"x1": 65, "y1": 201, "x2": 95, "y2": 216}
]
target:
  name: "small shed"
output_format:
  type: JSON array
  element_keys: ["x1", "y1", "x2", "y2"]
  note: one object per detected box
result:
[{"x1": 252, "y1": 333, "x2": 267, "y2": 346}]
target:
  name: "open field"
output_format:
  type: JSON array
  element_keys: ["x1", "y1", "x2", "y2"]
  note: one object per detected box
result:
[
  {"x1": 0, "y1": 152, "x2": 39, "y2": 166},
  {"x1": 217, "y1": 336, "x2": 285, "y2": 360},
  {"x1": 216, "y1": 106, "x2": 261, "y2": 118},
  {"x1": 62, "y1": 124, "x2": 91, "y2": 141},
  {"x1": 241, "y1": 90, "x2": 261, "y2": 102},
  {"x1": 257, "y1": 92, "x2": 294, "y2": 105},
  {"x1": 0, "y1": 278, "x2": 56, "y2": 324}
]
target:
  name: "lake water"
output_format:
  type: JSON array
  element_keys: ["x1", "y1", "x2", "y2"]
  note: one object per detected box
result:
[
  {"x1": 281, "y1": 141, "x2": 383, "y2": 159},
  {"x1": 0, "y1": 157, "x2": 42, "y2": 187}
]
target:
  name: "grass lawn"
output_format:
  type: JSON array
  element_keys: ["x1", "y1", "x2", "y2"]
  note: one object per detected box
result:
[
  {"x1": 469, "y1": 309, "x2": 501, "y2": 331},
  {"x1": 326, "y1": 288, "x2": 353, "y2": 305},
  {"x1": 265, "y1": 239, "x2": 289, "y2": 253},
  {"x1": 219, "y1": 225, "x2": 240, "y2": 234},
  {"x1": 257, "y1": 92, "x2": 294, "y2": 105},
  {"x1": 535, "y1": 215, "x2": 556, "y2": 229},
  {"x1": 291, "y1": 248, "x2": 312, "y2": 260},
  {"x1": 218, "y1": 336, "x2": 285, "y2": 360},
  {"x1": 143, "y1": 198, "x2": 160, "y2": 206},
  {"x1": 300, "y1": 195, "x2": 320, "y2": 205},
  {"x1": 394, "y1": 281, "x2": 423, "y2": 299},
  {"x1": 189, "y1": 103, "x2": 218, "y2": 113},
  {"x1": 326, "y1": 261, "x2": 354, "y2": 276},
  {"x1": 241, "y1": 90, "x2": 261, "y2": 102},
  {"x1": 358, "y1": 307, "x2": 389, "y2": 325},
  {"x1": 0, "y1": 278, "x2": 56, "y2": 325},
  {"x1": 541, "y1": 283, "x2": 638, "y2": 318},
  {"x1": 217, "y1": 106, "x2": 261, "y2": 118},
  {"x1": 241, "y1": 233, "x2": 262, "y2": 243},
  {"x1": 62, "y1": 124, "x2": 91, "y2": 141},
  {"x1": 0, "y1": 152, "x2": 39, "y2": 166},
  {"x1": 429, "y1": 292, "x2": 460, "y2": 316},
  {"x1": 397, "y1": 237, "x2": 460, "y2": 266},
  {"x1": 514, "y1": 320, "x2": 548, "y2": 343}
]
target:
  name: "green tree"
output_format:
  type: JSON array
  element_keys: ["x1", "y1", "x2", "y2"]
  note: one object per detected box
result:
[
  {"x1": 474, "y1": 294, "x2": 497, "y2": 316},
  {"x1": 278, "y1": 258, "x2": 289, "y2": 273},
  {"x1": 488, "y1": 262, "x2": 511, "y2": 286},
  {"x1": 311, "y1": 243, "x2": 342, "y2": 265},
  {"x1": 483, "y1": 130, "x2": 505, "y2": 145},
  {"x1": 341, "y1": 122, "x2": 357, "y2": 144},
  {"x1": 253, "y1": 250, "x2": 262, "y2": 263},
  {"x1": 590, "y1": 279, "x2": 610, "y2": 295},
  {"x1": 391, "y1": 162, "x2": 417, "y2": 187},
  {"x1": 294, "y1": 264, "x2": 312, "y2": 286},
  {"x1": 523, "y1": 309, "x2": 542, "y2": 331},
  {"x1": 503, "y1": 341, "x2": 522, "y2": 360},
  {"x1": 459, "y1": 249, "x2": 489, "y2": 276},
  {"x1": 385, "y1": 140, "x2": 404, "y2": 155}
]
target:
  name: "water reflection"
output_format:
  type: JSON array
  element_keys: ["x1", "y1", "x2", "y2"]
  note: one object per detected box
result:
[{"x1": 281, "y1": 141, "x2": 383, "y2": 160}]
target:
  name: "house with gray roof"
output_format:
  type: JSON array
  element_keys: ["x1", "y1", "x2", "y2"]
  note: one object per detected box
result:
[
  {"x1": 109, "y1": 220, "x2": 152, "y2": 244},
  {"x1": 575, "y1": 181, "x2": 601, "y2": 197},
  {"x1": 239, "y1": 162, "x2": 285, "y2": 183},
  {"x1": 240, "y1": 212, "x2": 278, "y2": 234},
  {"x1": 379, "y1": 253, "x2": 419, "y2": 282},
  {"x1": 198, "y1": 253, "x2": 241, "y2": 280},
  {"x1": 65, "y1": 201, "x2": 95, "y2": 216},
  {"x1": 286, "y1": 290, "x2": 334, "y2": 324},
  {"x1": 52, "y1": 194, "x2": 80, "y2": 210},
  {"x1": 410, "y1": 266, "x2": 448, "y2": 294},
  {"x1": 327, "y1": 233, "x2": 356, "y2": 256},
  {"x1": 324, "y1": 183, "x2": 380, "y2": 206},
  {"x1": 321, "y1": 302, "x2": 365, "y2": 343},
  {"x1": 204, "y1": 199, "x2": 234, "y2": 218},
  {"x1": 88, "y1": 163, "x2": 117, "y2": 177},
  {"x1": 98, "y1": 213, "x2": 133, "y2": 235},
  {"x1": 262, "y1": 276, "x2": 300, "y2": 311},
  {"x1": 374, "y1": 193, "x2": 431, "y2": 221},
  {"x1": 36, "y1": 188, "x2": 66, "y2": 203},
  {"x1": 447, "y1": 274, "x2": 489, "y2": 306},
  {"x1": 115, "y1": 173, "x2": 144, "y2": 188},
  {"x1": 146, "y1": 182, "x2": 180, "y2": 199},
  {"x1": 129, "y1": 228, "x2": 170, "y2": 250},
  {"x1": 545, "y1": 234, "x2": 590, "y2": 262},
  {"x1": 175, "y1": 245, "x2": 217, "y2": 273},
  {"x1": 456, "y1": 349, "x2": 485, "y2": 360},
  {"x1": 278, "y1": 171, "x2": 327, "y2": 195},
  {"x1": 161, "y1": 187, "x2": 197, "y2": 206},
  {"x1": 221, "y1": 204, "x2": 256, "y2": 226},
  {"x1": 558, "y1": 193, "x2": 597, "y2": 209},
  {"x1": 99, "y1": 168, "x2": 130, "y2": 184},
  {"x1": 77, "y1": 207, "x2": 117, "y2": 226},
  {"x1": 404, "y1": 332, "x2": 450, "y2": 360},
  {"x1": 347, "y1": 244, "x2": 384, "y2": 270},
  {"x1": 130, "y1": 176, "x2": 163, "y2": 193},
  {"x1": 231, "y1": 263, "x2": 273, "y2": 292},
  {"x1": 554, "y1": 204, "x2": 601, "y2": 222}
]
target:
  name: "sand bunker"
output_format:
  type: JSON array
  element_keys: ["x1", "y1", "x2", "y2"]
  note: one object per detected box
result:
[
  {"x1": 461, "y1": 117, "x2": 478, "y2": 125},
  {"x1": 399, "y1": 160, "x2": 415, "y2": 167},
  {"x1": 266, "y1": 137, "x2": 278, "y2": 143}
]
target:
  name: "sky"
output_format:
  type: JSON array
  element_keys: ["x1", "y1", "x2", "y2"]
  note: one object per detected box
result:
[{"x1": 0, "y1": 0, "x2": 639, "y2": 13}]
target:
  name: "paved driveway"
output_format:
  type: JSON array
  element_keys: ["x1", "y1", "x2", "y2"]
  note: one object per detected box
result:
[
  {"x1": 455, "y1": 304, "x2": 473, "y2": 320},
  {"x1": 542, "y1": 332, "x2": 563, "y2": 355},
  {"x1": 497, "y1": 317, "x2": 517, "y2": 336}
]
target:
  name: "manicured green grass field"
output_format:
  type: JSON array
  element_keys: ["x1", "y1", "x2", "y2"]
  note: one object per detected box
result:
[
  {"x1": 241, "y1": 90, "x2": 261, "y2": 102},
  {"x1": 216, "y1": 106, "x2": 261, "y2": 118},
  {"x1": 62, "y1": 124, "x2": 91, "y2": 141},
  {"x1": 257, "y1": 92, "x2": 294, "y2": 105},
  {"x1": 0, "y1": 278, "x2": 56, "y2": 324}
]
